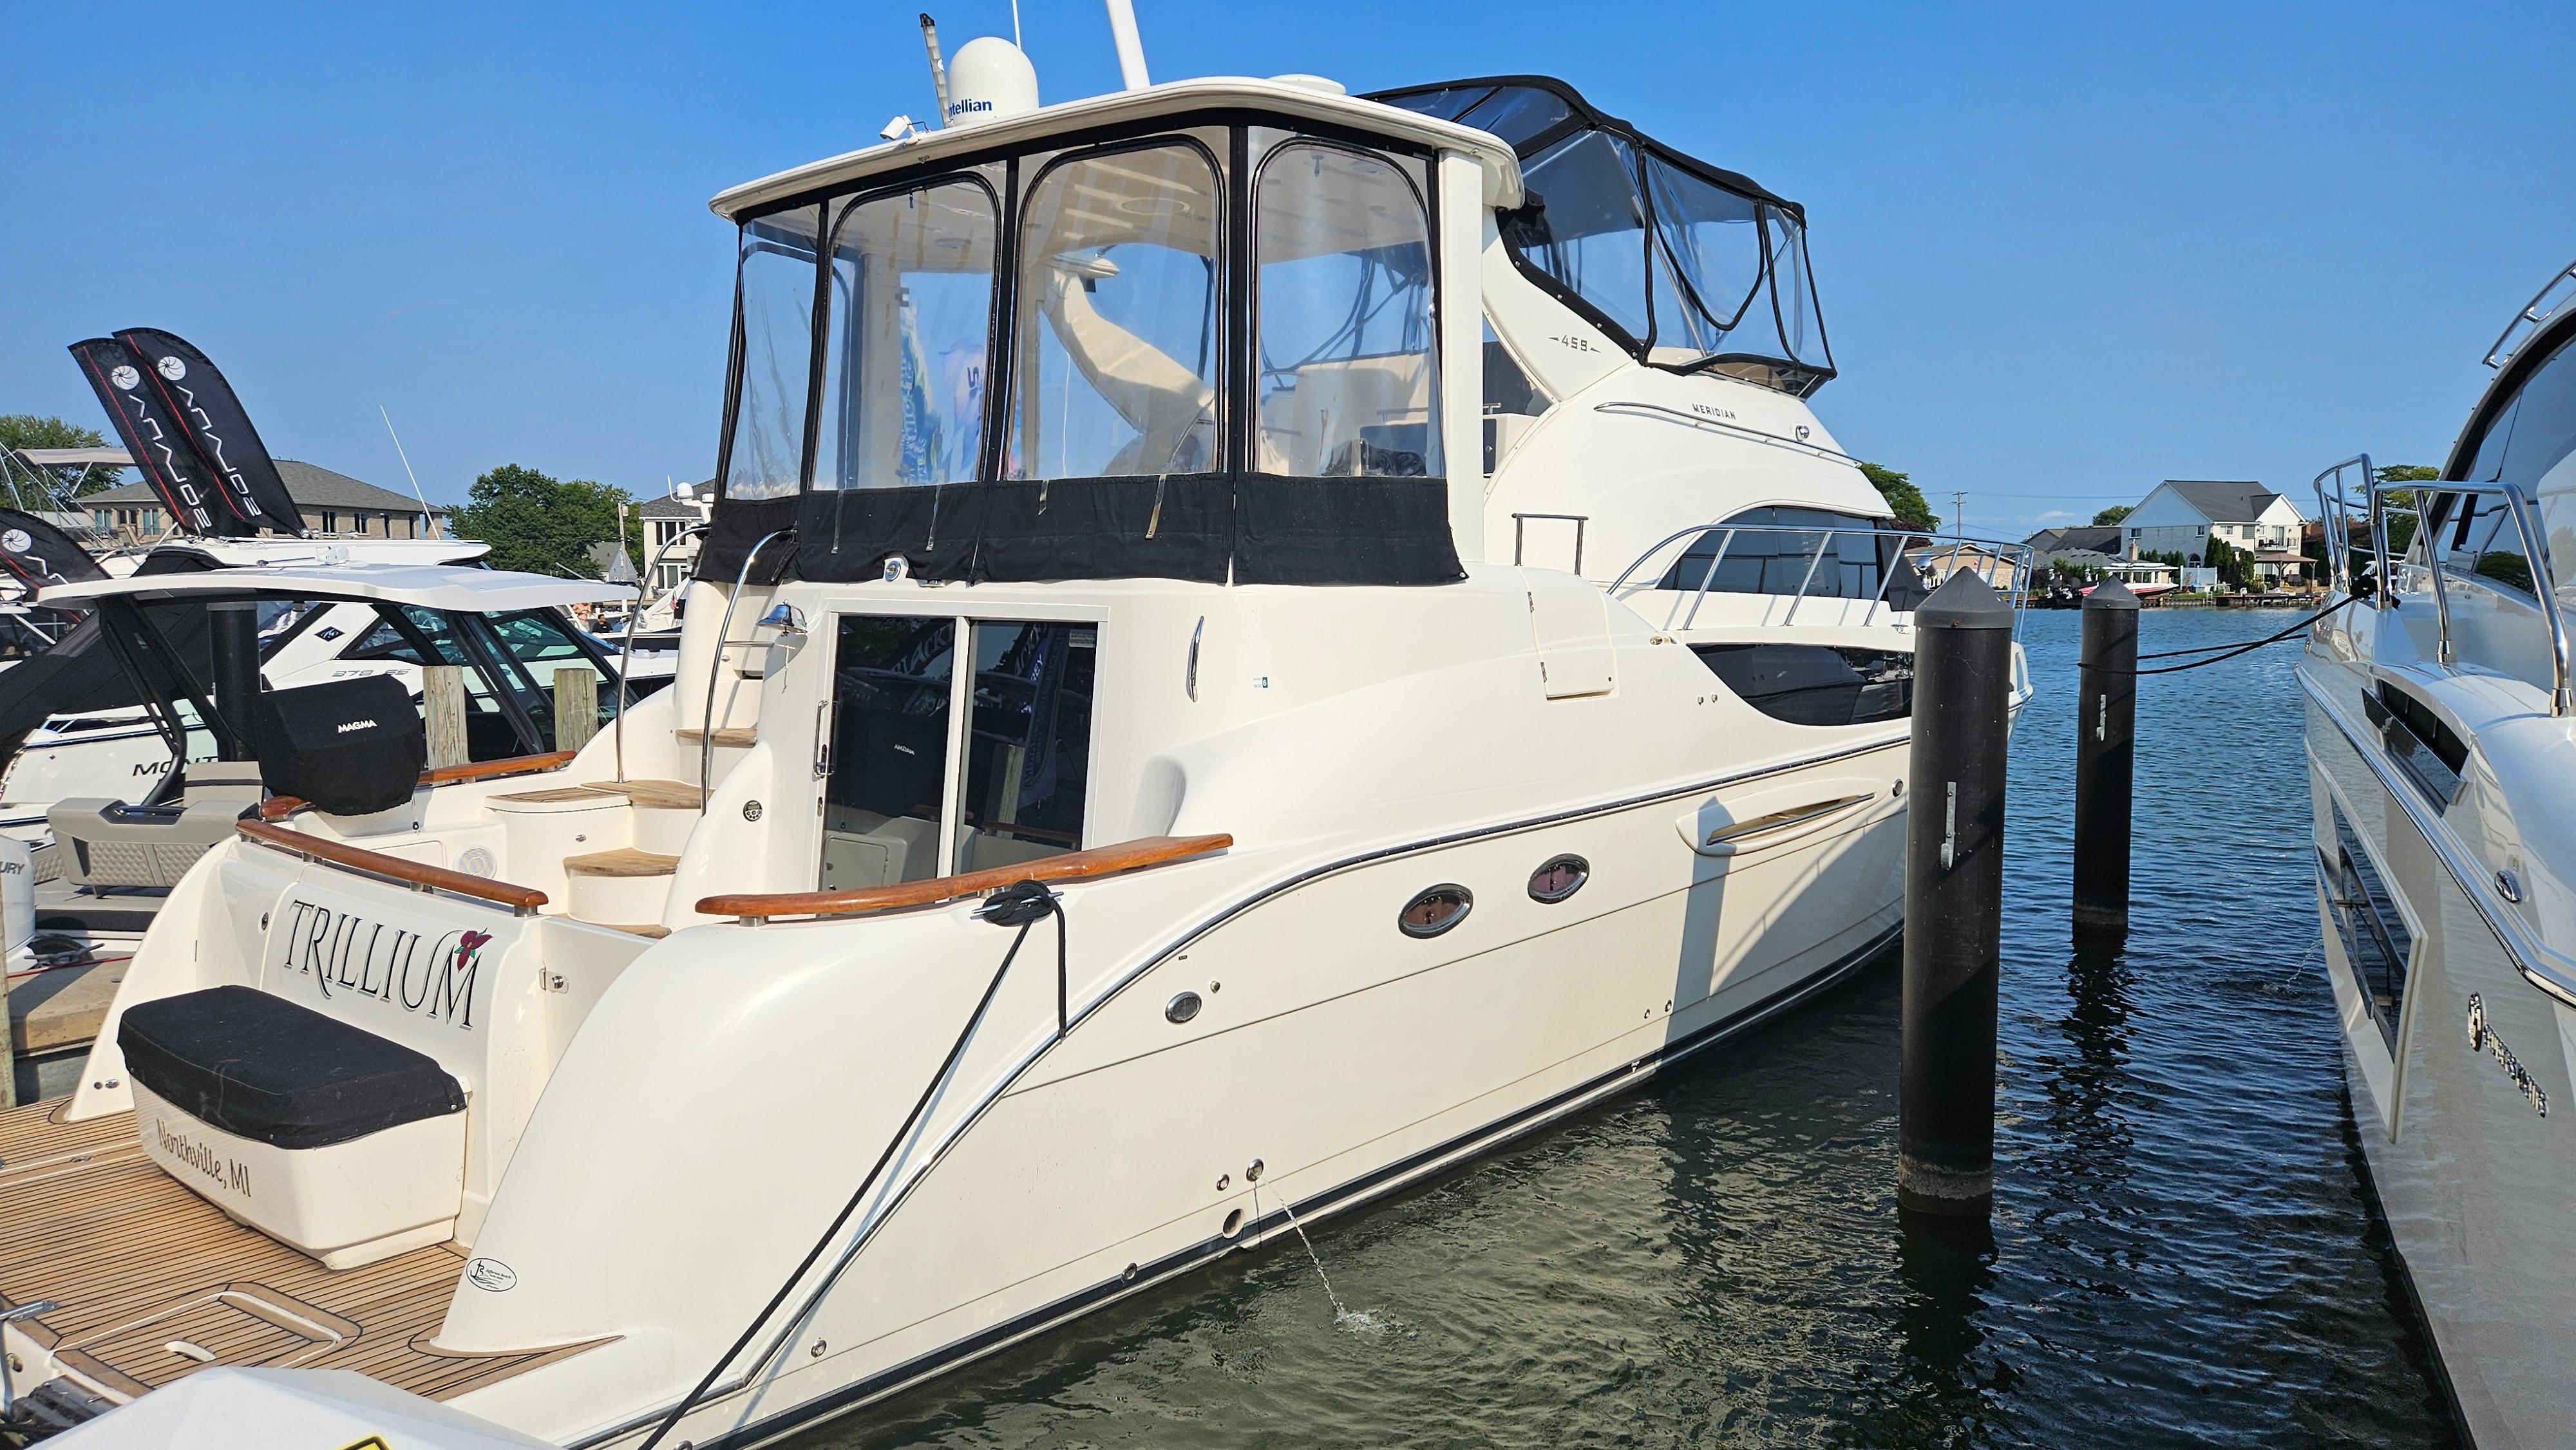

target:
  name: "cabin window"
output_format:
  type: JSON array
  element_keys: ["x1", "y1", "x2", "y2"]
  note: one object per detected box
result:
[
  {"x1": 952, "y1": 621, "x2": 1095, "y2": 873},
  {"x1": 2449, "y1": 329, "x2": 2576, "y2": 591},
  {"x1": 1656, "y1": 507, "x2": 1919, "y2": 603},
  {"x1": 822, "y1": 616, "x2": 956, "y2": 888},
  {"x1": 1251, "y1": 141, "x2": 1439, "y2": 478},
  {"x1": 721, "y1": 208, "x2": 824, "y2": 500},
  {"x1": 1008, "y1": 142, "x2": 1224, "y2": 480},
  {"x1": 814, "y1": 177, "x2": 999, "y2": 491},
  {"x1": 2321, "y1": 798, "x2": 2412, "y2": 1053},
  {"x1": 1692, "y1": 643, "x2": 1912, "y2": 726}
]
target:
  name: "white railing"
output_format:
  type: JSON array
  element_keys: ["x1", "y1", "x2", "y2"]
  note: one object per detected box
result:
[
  {"x1": 1608, "y1": 522, "x2": 2038, "y2": 636},
  {"x1": 2313, "y1": 454, "x2": 2571, "y2": 716}
]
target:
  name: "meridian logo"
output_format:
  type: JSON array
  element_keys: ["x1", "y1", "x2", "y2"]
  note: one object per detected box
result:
[{"x1": 335, "y1": 719, "x2": 379, "y2": 733}]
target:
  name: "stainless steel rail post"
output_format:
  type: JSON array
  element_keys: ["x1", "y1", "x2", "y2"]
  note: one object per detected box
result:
[
  {"x1": 615, "y1": 523, "x2": 708, "y2": 783},
  {"x1": 698, "y1": 528, "x2": 794, "y2": 808},
  {"x1": 2497, "y1": 485, "x2": 2573, "y2": 715}
]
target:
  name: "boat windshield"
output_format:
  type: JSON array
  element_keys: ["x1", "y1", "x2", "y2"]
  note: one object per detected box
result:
[{"x1": 1372, "y1": 77, "x2": 1833, "y2": 396}]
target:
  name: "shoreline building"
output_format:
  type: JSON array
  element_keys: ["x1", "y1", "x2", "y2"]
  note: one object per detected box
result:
[
  {"x1": 2117, "y1": 479, "x2": 2309, "y2": 583},
  {"x1": 85, "y1": 460, "x2": 446, "y2": 541}
]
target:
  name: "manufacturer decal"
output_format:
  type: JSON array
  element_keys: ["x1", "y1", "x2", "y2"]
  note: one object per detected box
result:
[
  {"x1": 1, "y1": 530, "x2": 28, "y2": 553},
  {"x1": 464, "y1": 1258, "x2": 517, "y2": 1292},
  {"x1": 109, "y1": 364, "x2": 141, "y2": 390},
  {"x1": 272, "y1": 899, "x2": 495, "y2": 1029},
  {"x1": 155, "y1": 353, "x2": 188, "y2": 381},
  {"x1": 2466, "y1": 993, "x2": 2548, "y2": 1117},
  {"x1": 335, "y1": 718, "x2": 380, "y2": 733}
]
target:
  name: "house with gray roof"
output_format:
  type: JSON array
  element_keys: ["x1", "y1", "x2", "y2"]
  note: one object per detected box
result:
[
  {"x1": 2117, "y1": 479, "x2": 2310, "y2": 582},
  {"x1": 85, "y1": 460, "x2": 446, "y2": 541},
  {"x1": 638, "y1": 484, "x2": 714, "y2": 595}
]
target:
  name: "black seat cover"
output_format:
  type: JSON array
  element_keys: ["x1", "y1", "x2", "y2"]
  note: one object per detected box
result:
[
  {"x1": 255, "y1": 673, "x2": 425, "y2": 816},
  {"x1": 120, "y1": 985, "x2": 464, "y2": 1149}
]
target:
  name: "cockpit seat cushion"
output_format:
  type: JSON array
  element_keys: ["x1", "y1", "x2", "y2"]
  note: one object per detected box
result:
[
  {"x1": 254, "y1": 673, "x2": 426, "y2": 817},
  {"x1": 118, "y1": 985, "x2": 465, "y2": 1150}
]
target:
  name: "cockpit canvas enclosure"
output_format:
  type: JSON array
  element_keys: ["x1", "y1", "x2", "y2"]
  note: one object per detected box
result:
[
  {"x1": 1372, "y1": 77, "x2": 1834, "y2": 397},
  {"x1": 697, "y1": 82, "x2": 1531, "y2": 588}
]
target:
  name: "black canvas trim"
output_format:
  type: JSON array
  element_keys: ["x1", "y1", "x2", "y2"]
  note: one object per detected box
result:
[
  {"x1": 697, "y1": 494, "x2": 801, "y2": 583},
  {"x1": 1233, "y1": 476, "x2": 1463, "y2": 585},
  {"x1": 793, "y1": 486, "x2": 983, "y2": 582},
  {"x1": 972, "y1": 478, "x2": 1234, "y2": 583}
]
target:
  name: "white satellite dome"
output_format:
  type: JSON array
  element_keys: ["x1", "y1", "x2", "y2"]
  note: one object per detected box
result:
[{"x1": 945, "y1": 36, "x2": 1038, "y2": 127}]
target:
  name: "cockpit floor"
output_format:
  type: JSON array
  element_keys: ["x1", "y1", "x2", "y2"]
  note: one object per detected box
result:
[{"x1": 0, "y1": 1097, "x2": 603, "y2": 1404}]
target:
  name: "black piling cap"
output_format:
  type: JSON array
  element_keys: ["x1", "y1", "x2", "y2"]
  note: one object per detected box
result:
[
  {"x1": 1915, "y1": 569, "x2": 2015, "y2": 630},
  {"x1": 2082, "y1": 578, "x2": 2140, "y2": 611}
]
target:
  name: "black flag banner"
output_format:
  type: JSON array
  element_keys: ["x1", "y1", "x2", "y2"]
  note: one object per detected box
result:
[
  {"x1": 68, "y1": 336, "x2": 256, "y2": 537},
  {"x1": 0, "y1": 507, "x2": 108, "y2": 591},
  {"x1": 117, "y1": 328, "x2": 308, "y2": 535}
]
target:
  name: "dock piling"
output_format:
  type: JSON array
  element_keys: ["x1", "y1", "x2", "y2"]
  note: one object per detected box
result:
[
  {"x1": 1899, "y1": 570, "x2": 2014, "y2": 1219},
  {"x1": 2074, "y1": 580, "x2": 2139, "y2": 938}
]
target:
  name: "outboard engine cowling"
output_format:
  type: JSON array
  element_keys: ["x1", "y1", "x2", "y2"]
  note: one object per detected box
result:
[{"x1": 256, "y1": 675, "x2": 424, "y2": 815}]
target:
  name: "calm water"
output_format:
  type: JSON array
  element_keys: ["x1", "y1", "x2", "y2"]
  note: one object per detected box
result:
[{"x1": 790, "y1": 607, "x2": 2456, "y2": 1450}]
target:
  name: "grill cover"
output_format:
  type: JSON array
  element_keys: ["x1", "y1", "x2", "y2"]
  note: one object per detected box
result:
[
  {"x1": 255, "y1": 674, "x2": 423, "y2": 816},
  {"x1": 119, "y1": 985, "x2": 465, "y2": 1149}
]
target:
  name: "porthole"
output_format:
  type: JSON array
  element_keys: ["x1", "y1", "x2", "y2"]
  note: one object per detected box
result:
[
  {"x1": 1399, "y1": 885, "x2": 1473, "y2": 938},
  {"x1": 1528, "y1": 854, "x2": 1589, "y2": 904},
  {"x1": 1166, "y1": 992, "x2": 1203, "y2": 1024}
]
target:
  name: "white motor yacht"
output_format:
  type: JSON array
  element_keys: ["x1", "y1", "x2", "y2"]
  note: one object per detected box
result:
[
  {"x1": 2300, "y1": 255, "x2": 2576, "y2": 1448},
  {"x1": 0, "y1": 59, "x2": 2031, "y2": 1447}
]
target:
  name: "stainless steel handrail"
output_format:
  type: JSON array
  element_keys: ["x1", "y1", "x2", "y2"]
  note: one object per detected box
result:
[
  {"x1": 2365, "y1": 477, "x2": 2570, "y2": 717},
  {"x1": 1611, "y1": 521, "x2": 2037, "y2": 634},
  {"x1": 2309, "y1": 453, "x2": 2374, "y2": 588},
  {"x1": 616, "y1": 523, "x2": 709, "y2": 782},
  {"x1": 698, "y1": 527, "x2": 795, "y2": 806},
  {"x1": 1510, "y1": 512, "x2": 1589, "y2": 574}
]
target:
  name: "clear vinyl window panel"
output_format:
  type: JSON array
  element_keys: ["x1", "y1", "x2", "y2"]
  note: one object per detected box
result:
[
  {"x1": 2458, "y1": 330, "x2": 2576, "y2": 591},
  {"x1": 1009, "y1": 142, "x2": 1224, "y2": 480},
  {"x1": 722, "y1": 209, "x2": 825, "y2": 500},
  {"x1": 2322, "y1": 799, "x2": 2412, "y2": 1053},
  {"x1": 953, "y1": 620, "x2": 1095, "y2": 874},
  {"x1": 1252, "y1": 140, "x2": 1440, "y2": 478},
  {"x1": 815, "y1": 178, "x2": 999, "y2": 491},
  {"x1": 822, "y1": 616, "x2": 956, "y2": 889}
]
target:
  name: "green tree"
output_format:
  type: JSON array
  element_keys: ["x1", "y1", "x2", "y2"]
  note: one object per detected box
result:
[
  {"x1": 2375, "y1": 464, "x2": 2439, "y2": 485},
  {"x1": 448, "y1": 465, "x2": 639, "y2": 578},
  {"x1": 2092, "y1": 504, "x2": 2134, "y2": 526},
  {"x1": 1858, "y1": 462, "x2": 1938, "y2": 531},
  {"x1": 0, "y1": 413, "x2": 124, "y2": 501}
]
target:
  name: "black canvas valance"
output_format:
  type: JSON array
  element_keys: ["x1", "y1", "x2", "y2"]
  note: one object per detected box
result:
[{"x1": 704, "y1": 476, "x2": 1463, "y2": 588}]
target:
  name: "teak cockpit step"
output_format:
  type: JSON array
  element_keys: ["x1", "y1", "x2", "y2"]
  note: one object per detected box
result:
[
  {"x1": 0, "y1": 1098, "x2": 603, "y2": 1403},
  {"x1": 581, "y1": 778, "x2": 704, "y2": 809},
  {"x1": 562, "y1": 849, "x2": 679, "y2": 878},
  {"x1": 674, "y1": 726, "x2": 756, "y2": 748}
]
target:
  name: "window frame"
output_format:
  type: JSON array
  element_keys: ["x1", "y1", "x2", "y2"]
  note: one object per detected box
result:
[
  {"x1": 817, "y1": 603, "x2": 1108, "y2": 886},
  {"x1": 811, "y1": 169, "x2": 1009, "y2": 494},
  {"x1": 1246, "y1": 135, "x2": 1443, "y2": 481}
]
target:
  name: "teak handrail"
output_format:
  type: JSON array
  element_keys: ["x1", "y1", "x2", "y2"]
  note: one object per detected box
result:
[
  {"x1": 258, "y1": 750, "x2": 580, "y2": 819},
  {"x1": 699, "y1": 833, "x2": 1235, "y2": 923},
  {"x1": 236, "y1": 820, "x2": 549, "y2": 914}
]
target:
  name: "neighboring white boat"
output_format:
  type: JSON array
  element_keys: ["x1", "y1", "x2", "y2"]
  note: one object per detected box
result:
[
  {"x1": 0, "y1": 57, "x2": 2032, "y2": 1448},
  {"x1": 2300, "y1": 254, "x2": 2576, "y2": 1449}
]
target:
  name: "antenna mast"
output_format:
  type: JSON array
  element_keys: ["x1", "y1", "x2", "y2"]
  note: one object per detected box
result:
[
  {"x1": 380, "y1": 406, "x2": 440, "y2": 540},
  {"x1": 919, "y1": 14, "x2": 954, "y2": 124},
  {"x1": 1104, "y1": 0, "x2": 1151, "y2": 89}
]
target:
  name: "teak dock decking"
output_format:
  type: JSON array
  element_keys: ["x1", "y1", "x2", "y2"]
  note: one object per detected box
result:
[{"x1": 0, "y1": 1098, "x2": 601, "y2": 1403}]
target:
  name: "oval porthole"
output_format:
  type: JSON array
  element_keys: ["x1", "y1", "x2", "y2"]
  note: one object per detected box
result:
[
  {"x1": 1399, "y1": 885, "x2": 1473, "y2": 939},
  {"x1": 1528, "y1": 854, "x2": 1589, "y2": 904},
  {"x1": 1166, "y1": 992, "x2": 1203, "y2": 1024}
]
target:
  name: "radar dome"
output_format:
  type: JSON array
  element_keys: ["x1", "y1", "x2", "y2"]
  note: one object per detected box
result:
[{"x1": 947, "y1": 37, "x2": 1038, "y2": 127}]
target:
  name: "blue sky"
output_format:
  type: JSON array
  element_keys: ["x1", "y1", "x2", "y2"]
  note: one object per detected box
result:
[{"x1": 4, "y1": 1, "x2": 2570, "y2": 539}]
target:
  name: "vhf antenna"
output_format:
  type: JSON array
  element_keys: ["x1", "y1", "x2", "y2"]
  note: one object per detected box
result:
[
  {"x1": 380, "y1": 406, "x2": 439, "y2": 540},
  {"x1": 919, "y1": 14, "x2": 952, "y2": 126}
]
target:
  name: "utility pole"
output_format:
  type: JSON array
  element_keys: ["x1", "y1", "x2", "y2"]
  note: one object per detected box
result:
[{"x1": 1951, "y1": 491, "x2": 1967, "y2": 539}]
